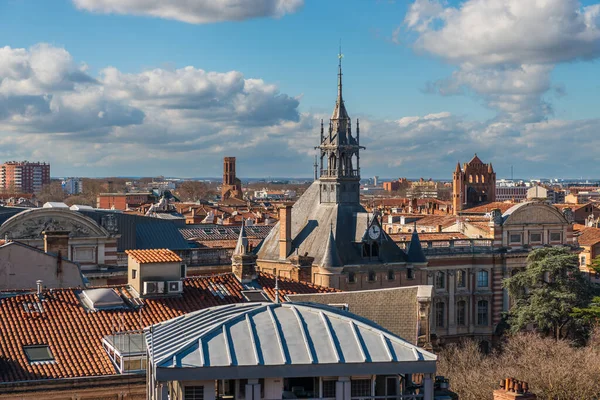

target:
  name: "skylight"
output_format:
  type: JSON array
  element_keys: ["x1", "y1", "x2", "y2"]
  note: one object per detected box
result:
[
  {"x1": 23, "y1": 345, "x2": 54, "y2": 363},
  {"x1": 81, "y1": 288, "x2": 126, "y2": 311}
]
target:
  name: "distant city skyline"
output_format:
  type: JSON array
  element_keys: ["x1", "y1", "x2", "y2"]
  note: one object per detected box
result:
[{"x1": 2, "y1": 0, "x2": 600, "y2": 178}]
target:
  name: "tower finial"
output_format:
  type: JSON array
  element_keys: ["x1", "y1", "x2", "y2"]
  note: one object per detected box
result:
[{"x1": 338, "y1": 40, "x2": 343, "y2": 102}]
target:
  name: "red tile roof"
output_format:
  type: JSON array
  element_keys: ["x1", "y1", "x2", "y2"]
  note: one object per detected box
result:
[
  {"x1": 461, "y1": 201, "x2": 516, "y2": 214},
  {"x1": 575, "y1": 226, "x2": 600, "y2": 246},
  {"x1": 125, "y1": 249, "x2": 182, "y2": 264},
  {"x1": 0, "y1": 272, "x2": 333, "y2": 383}
]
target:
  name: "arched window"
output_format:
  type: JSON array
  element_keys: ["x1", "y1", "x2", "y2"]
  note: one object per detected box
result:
[
  {"x1": 481, "y1": 175, "x2": 485, "y2": 183},
  {"x1": 348, "y1": 272, "x2": 356, "y2": 283},
  {"x1": 436, "y1": 302, "x2": 445, "y2": 328},
  {"x1": 469, "y1": 174, "x2": 473, "y2": 183},
  {"x1": 477, "y1": 270, "x2": 489, "y2": 287},
  {"x1": 387, "y1": 270, "x2": 395, "y2": 281},
  {"x1": 456, "y1": 300, "x2": 466, "y2": 326},
  {"x1": 477, "y1": 300, "x2": 489, "y2": 325},
  {"x1": 368, "y1": 270, "x2": 376, "y2": 282},
  {"x1": 435, "y1": 271, "x2": 445, "y2": 289},
  {"x1": 475, "y1": 175, "x2": 479, "y2": 183},
  {"x1": 456, "y1": 270, "x2": 466, "y2": 288}
]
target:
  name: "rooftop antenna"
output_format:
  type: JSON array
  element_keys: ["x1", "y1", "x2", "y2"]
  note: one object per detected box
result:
[
  {"x1": 274, "y1": 275, "x2": 280, "y2": 304},
  {"x1": 313, "y1": 154, "x2": 318, "y2": 181}
]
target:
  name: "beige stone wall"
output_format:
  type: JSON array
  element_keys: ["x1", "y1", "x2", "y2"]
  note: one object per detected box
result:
[{"x1": 0, "y1": 243, "x2": 84, "y2": 290}]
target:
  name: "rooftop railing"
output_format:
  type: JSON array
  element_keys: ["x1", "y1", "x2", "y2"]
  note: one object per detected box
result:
[{"x1": 397, "y1": 238, "x2": 494, "y2": 255}]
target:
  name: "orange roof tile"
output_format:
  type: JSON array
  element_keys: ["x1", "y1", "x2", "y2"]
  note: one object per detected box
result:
[
  {"x1": 576, "y1": 226, "x2": 600, "y2": 246},
  {"x1": 0, "y1": 272, "x2": 334, "y2": 383},
  {"x1": 125, "y1": 249, "x2": 182, "y2": 264}
]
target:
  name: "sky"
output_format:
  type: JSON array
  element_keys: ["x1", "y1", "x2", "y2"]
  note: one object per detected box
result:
[{"x1": 1, "y1": 0, "x2": 600, "y2": 179}]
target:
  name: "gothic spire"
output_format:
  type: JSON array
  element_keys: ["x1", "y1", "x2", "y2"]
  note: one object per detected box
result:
[
  {"x1": 331, "y1": 45, "x2": 349, "y2": 121},
  {"x1": 234, "y1": 220, "x2": 248, "y2": 255},
  {"x1": 321, "y1": 224, "x2": 343, "y2": 269}
]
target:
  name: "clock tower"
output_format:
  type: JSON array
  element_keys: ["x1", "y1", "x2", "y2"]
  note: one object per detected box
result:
[{"x1": 316, "y1": 51, "x2": 364, "y2": 204}]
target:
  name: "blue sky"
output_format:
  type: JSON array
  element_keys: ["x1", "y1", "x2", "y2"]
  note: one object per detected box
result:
[{"x1": 1, "y1": 0, "x2": 600, "y2": 179}]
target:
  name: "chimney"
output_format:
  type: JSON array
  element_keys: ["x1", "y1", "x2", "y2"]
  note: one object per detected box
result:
[
  {"x1": 42, "y1": 230, "x2": 70, "y2": 258},
  {"x1": 278, "y1": 204, "x2": 292, "y2": 260},
  {"x1": 493, "y1": 378, "x2": 536, "y2": 400},
  {"x1": 36, "y1": 280, "x2": 43, "y2": 296}
]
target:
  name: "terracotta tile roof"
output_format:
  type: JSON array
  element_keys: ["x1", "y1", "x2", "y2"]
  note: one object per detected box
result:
[
  {"x1": 575, "y1": 226, "x2": 600, "y2": 246},
  {"x1": 461, "y1": 201, "x2": 516, "y2": 214},
  {"x1": 125, "y1": 249, "x2": 182, "y2": 264},
  {"x1": 257, "y1": 272, "x2": 338, "y2": 300},
  {"x1": 0, "y1": 272, "x2": 334, "y2": 383}
]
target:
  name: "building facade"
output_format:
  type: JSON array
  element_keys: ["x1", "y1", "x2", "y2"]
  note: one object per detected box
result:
[
  {"x1": 452, "y1": 155, "x2": 496, "y2": 215},
  {"x1": 62, "y1": 177, "x2": 83, "y2": 195},
  {"x1": 0, "y1": 161, "x2": 50, "y2": 193}
]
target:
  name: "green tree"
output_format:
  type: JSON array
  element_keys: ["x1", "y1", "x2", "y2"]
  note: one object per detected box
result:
[
  {"x1": 590, "y1": 256, "x2": 600, "y2": 275},
  {"x1": 504, "y1": 247, "x2": 593, "y2": 340}
]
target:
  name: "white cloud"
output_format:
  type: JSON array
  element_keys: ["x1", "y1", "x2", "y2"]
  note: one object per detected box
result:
[
  {"x1": 72, "y1": 0, "x2": 304, "y2": 24},
  {"x1": 404, "y1": 0, "x2": 600, "y2": 122}
]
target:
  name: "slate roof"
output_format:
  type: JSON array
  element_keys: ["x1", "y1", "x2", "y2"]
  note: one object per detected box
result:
[
  {"x1": 406, "y1": 230, "x2": 427, "y2": 264},
  {"x1": 0, "y1": 272, "x2": 334, "y2": 383},
  {"x1": 180, "y1": 224, "x2": 273, "y2": 241},
  {"x1": 256, "y1": 182, "x2": 409, "y2": 266},
  {"x1": 147, "y1": 302, "x2": 435, "y2": 373},
  {"x1": 136, "y1": 223, "x2": 190, "y2": 250}
]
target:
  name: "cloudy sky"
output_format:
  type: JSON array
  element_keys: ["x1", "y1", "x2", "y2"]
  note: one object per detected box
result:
[{"x1": 1, "y1": 0, "x2": 600, "y2": 179}]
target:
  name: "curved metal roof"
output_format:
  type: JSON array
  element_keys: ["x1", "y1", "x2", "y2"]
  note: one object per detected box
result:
[{"x1": 146, "y1": 302, "x2": 435, "y2": 371}]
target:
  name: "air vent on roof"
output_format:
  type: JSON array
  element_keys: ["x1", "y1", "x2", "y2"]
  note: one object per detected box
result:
[
  {"x1": 167, "y1": 281, "x2": 183, "y2": 294},
  {"x1": 144, "y1": 281, "x2": 165, "y2": 295},
  {"x1": 81, "y1": 288, "x2": 125, "y2": 311},
  {"x1": 328, "y1": 303, "x2": 349, "y2": 311}
]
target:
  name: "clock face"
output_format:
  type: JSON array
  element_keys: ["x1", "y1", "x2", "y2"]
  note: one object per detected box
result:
[{"x1": 368, "y1": 225, "x2": 381, "y2": 240}]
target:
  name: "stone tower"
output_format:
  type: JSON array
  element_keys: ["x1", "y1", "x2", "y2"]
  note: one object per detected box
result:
[
  {"x1": 222, "y1": 157, "x2": 243, "y2": 200},
  {"x1": 317, "y1": 52, "x2": 364, "y2": 204},
  {"x1": 231, "y1": 223, "x2": 257, "y2": 283},
  {"x1": 452, "y1": 154, "x2": 496, "y2": 214}
]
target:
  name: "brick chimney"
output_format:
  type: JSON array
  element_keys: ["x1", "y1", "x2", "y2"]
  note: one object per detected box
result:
[
  {"x1": 42, "y1": 230, "x2": 70, "y2": 258},
  {"x1": 278, "y1": 204, "x2": 292, "y2": 260},
  {"x1": 493, "y1": 378, "x2": 536, "y2": 400}
]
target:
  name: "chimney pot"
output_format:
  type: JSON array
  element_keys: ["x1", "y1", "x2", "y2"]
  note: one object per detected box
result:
[{"x1": 36, "y1": 280, "x2": 43, "y2": 295}]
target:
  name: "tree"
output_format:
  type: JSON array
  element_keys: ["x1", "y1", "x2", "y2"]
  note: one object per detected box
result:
[
  {"x1": 176, "y1": 180, "x2": 211, "y2": 202},
  {"x1": 37, "y1": 181, "x2": 67, "y2": 204},
  {"x1": 503, "y1": 247, "x2": 593, "y2": 340}
]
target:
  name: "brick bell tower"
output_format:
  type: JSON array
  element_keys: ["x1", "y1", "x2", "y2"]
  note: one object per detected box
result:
[
  {"x1": 222, "y1": 157, "x2": 243, "y2": 201},
  {"x1": 453, "y1": 154, "x2": 496, "y2": 215}
]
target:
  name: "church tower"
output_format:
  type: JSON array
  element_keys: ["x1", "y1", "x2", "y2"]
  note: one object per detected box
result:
[{"x1": 317, "y1": 52, "x2": 364, "y2": 204}]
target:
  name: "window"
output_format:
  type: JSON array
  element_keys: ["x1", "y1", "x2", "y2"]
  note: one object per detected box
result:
[
  {"x1": 406, "y1": 268, "x2": 414, "y2": 280},
  {"x1": 23, "y1": 345, "x2": 54, "y2": 363},
  {"x1": 131, "y1": 269, "x2": 137, "y2": 279},
  {"x1": 509, "y1": 233, "x2": 522, "y2": 244},
  {"x1": 550, "y1": 232, "x2": 562, "y2": 242},
  {"x1": 322, "y1": 380, "x2": 337, "y2": 398},
  {"x1": 351, "y1": 379, "x2": 371, "y2": 397},
  {"x1": 581, "y1": 256, "x2": 587, "y2": 266},
  {"x1": 457, "y1": 270, "x2": 466, "y2": 288},
  {"x1": 530, "y1": 232, "x2": 542, "y2": 243},
  {"x1": 436, "y1": 302, "x2": 445, "y2": 327},
  {"x1": 456, "y1": 301, "x2": 466, "y2": 326},
  {"x1": 368, "y1": 271, "x2": 376, "y2": 282},
  {"x1": 383, "y1": 270, "x2": 393, "y2": 281},
  {"x1": 477, "y1": 270, "x2": 489, "y2": 288},
  {"x1": 348, "y1": 271, "x2": 356, "y2": 283},
  {"x1": 184, "y1": 386, "x2": 204, "y2": 400},
  {"x1": 435, "y1": 271, "x2": 445, "y2": 289},
  {"x1": 477, "y1": 300, "x2": 489, "y2": 326},
  {"x1": 180, "y1": 264, "x2": 187, "y2": 278}
]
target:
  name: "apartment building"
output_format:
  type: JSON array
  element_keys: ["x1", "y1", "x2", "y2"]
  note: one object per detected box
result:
[{"x1": 0, "y1": 161, "x2": 50, "y2": 193}]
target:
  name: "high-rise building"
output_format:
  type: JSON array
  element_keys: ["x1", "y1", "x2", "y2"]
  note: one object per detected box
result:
[
  {"x1": 62, "y1": 178, "x2": 83, "y2": 195},
  {"x1": 0, "y1": 161, "x2": 50, "y2": 193}
]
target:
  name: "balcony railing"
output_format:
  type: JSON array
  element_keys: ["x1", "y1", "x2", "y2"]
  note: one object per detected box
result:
[
  {"x1": 397, "y1": 239, "x2": 494, "y2": 255},
  {"x1": 320, "y1": 169, "x2": 360, "y2": 178}
]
